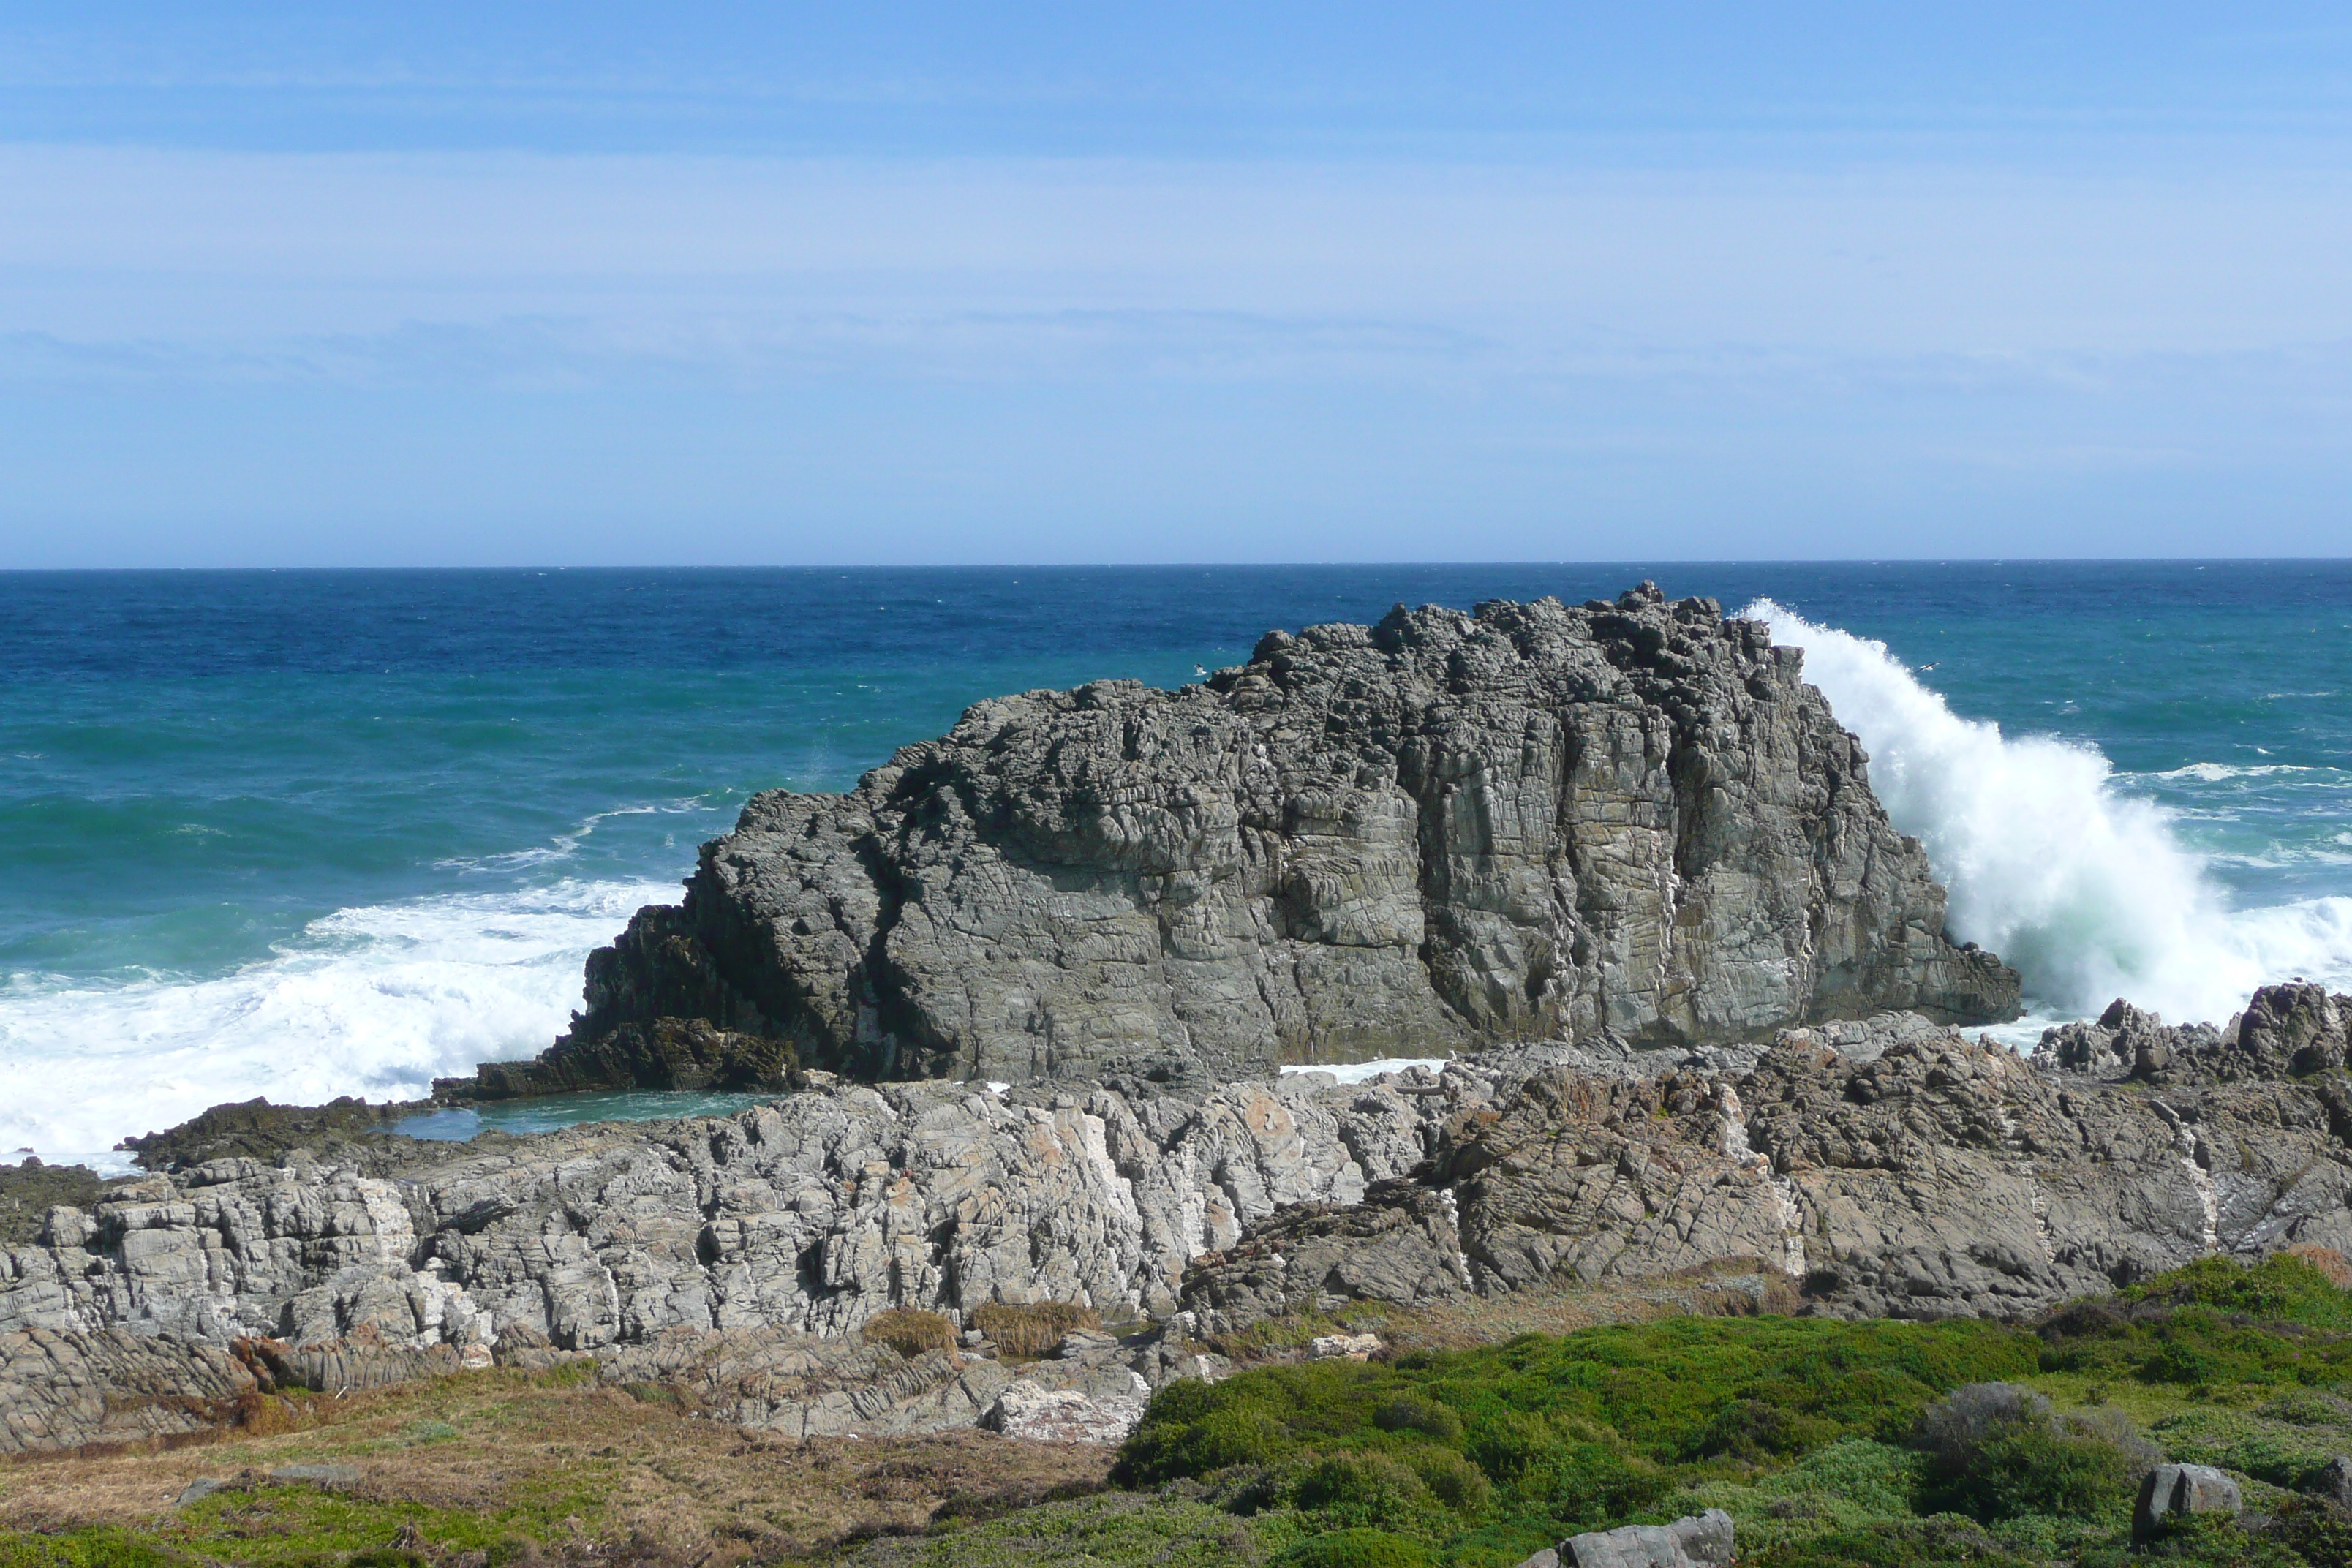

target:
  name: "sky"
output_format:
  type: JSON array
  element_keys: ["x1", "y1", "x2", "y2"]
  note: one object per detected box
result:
[{"x1": 3, "y1": 3, "x2": 2351, "y2": 565}]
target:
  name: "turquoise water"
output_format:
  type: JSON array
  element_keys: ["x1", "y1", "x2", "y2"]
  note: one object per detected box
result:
[
  {"x1": 2, "y1": 563, "x2": 2347, "y2": 1164},
  {"x1": 393, "y1": 1090, "x2": 783, "y2": 1142}
]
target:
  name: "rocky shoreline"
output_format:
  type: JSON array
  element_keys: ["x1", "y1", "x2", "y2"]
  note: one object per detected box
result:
[
  {"x1": 9, "y1": 980, "x2": 2350, "y2": 1458},
  {"x1": 7, "y1": 587, "x2": 2342, "y2": 1471}
]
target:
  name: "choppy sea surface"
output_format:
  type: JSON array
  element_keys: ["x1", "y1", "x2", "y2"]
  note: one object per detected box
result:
[{"x1": 4, "y1": 563, "x2": 2348, "y2": 1166}]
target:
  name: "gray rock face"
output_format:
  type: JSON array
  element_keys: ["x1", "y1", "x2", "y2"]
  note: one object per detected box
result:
[
  {"x1": 0, "y1": 1070, "x2": 1439, "y2": 1451},
  {"x1": 1190, "y1": 1005, "x2": 2352, "y2": 1327},
  {"x1": 557, "y1": 585, "x2": 2017, "y2": 1085},
  {"x1": 16, "y1": 990, "x2": 2352, "y2": 1454},
  {"x1": 1564, "y1": 1508, "x2": 1735, "y2": 1568},
  {"x1": 0, "y1": 1326, "x2": 260, "y2": 1455},
  {"x1": 2137, "y1": 1463, "x2": 2242, "y2": 1541}
]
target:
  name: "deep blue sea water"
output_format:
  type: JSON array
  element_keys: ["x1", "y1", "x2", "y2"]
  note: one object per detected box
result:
[{"x1": 4, "y1": 563, "x2": 2348, "y2": 1164}]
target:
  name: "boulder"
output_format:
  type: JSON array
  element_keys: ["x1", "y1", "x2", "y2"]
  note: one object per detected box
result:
[
  {"x1": 2314, "y1": 1455, "x2": 2352, "y2": 1512},
  {"x1": 1564, "y1": 1508, "x2": 1735, "y2": 1567},
  {"x1": 2136, "y1": 1463, "x2": 2243, "y2": 1542},
  {"x1": 981, "y1": 1384, "x2": 1141, "y2": 1444},
  {"x1": 1308, "y1": 1333, "x2": 1383, "y2": 1361},
  {"x1": 555, "y1": 587, "x2": 2018, "y2": 1085}
]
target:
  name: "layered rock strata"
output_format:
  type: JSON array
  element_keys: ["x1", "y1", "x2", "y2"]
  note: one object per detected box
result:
[
  {"x1": 552, "y1": 584, "x2": 2018, "y2": 1085},
  {"x1": 14, "y1": 986, "x2": 2352, "y2": 1453}
]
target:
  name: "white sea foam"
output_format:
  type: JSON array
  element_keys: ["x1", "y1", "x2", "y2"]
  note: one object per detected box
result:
[
  {"x1": 2149, "y1": 762, "x2": 2316, "y2": 783},
  {"x1": 0, "y1": 878, "x2": 677, "y2": 1169},
  {"x1": 1746, "y1": 600, "x2": 2352, "y2": 1026},
  {"x1": 1281, "y1": 1057, "x2": 1450, "y2": 1085}
]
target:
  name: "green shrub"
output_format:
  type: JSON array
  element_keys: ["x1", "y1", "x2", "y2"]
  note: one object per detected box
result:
[
  {"x1": 1741, "y1": 1515, "x2": 2043, "y2": 1567},
  {"x1": 1702, "y1": 1397, "x2": 1845, "y2": 1460},
  {"x1": 1910, "y1": 1382, "x2": 2136, "y2": 1525},
  {"x1": 1398, "y1": 1447, "x2": 1490, "y2": 1514},
  {"x1": 1938, "y1": 1418, "x2": 2131, "y2": 1523},
  {"x1": 2121, "y1": 1254, "x2": 2352, "y2": 1329},
  {"x1": 1373, "y1": 1395, "x2": 1463, "y2": 1445},
  {"x1": 1268, "y1": 1526, "x2": 1431, "y2": 1568},
  {"x1": 1284, "y1": 1452, "x2": 1450, "y2": 1538},
  {"x1": 2272, "y1": 1496, "x2": 2352, "y2": 1568},
  {"x1": 2149, "y1": 1406, "x2": 2345, "y2": 1490},
  {"x1": 863, "y1": 1307, "x2": 957, "y2": 1357}
]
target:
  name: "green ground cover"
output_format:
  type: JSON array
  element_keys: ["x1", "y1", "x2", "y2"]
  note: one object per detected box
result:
[
  {"x1": 17, "y1": 1255, "x2": 2352, "y2": 1565},
  {"x1": 1085, "y1": 1254, "x2": 2352, "y2": 1568}
]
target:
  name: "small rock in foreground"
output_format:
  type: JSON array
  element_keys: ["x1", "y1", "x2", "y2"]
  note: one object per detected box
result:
[
  {"x1": 1308, "y1": 1333, "x2": 1382, "y2": 1361},
  {"x1": 2136, "y1": 1463, "x2": 2242, "y2": 1542},
  {"x1": 981, "y1": 1384, "x2": 1139, "y2": 1445},
  {"x1": 1564, "y1": 1507, "x2": 1735, "y2": 1568}
]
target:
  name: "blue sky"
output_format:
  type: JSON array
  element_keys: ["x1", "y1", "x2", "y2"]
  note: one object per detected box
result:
[{"x1": 4, "y1": 3, "x2": 2351, "y2": 565}]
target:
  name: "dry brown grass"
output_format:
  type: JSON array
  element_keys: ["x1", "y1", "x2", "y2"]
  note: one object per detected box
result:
[
  {"x1": 0, "y1": 1362, "x2": 1113, "y2": 1564},
  {"x1": 860, "y1": 1308, "x2": 958, "y2": 1360},
  {"x1": 971, "y1": 1303, "x2": 1103, "y2": 1360},
  {"x1": 1204, "y1": 1258, "x2": 1805, "y2": 1362}
]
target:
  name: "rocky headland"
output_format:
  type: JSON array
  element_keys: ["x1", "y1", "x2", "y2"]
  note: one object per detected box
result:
[
  {"x1": 7, "y1": 586, "x2": 2345, "y2": 1501},
  {"x1": 509, "y1": 582, "x2": 2018, "y2": 1093}
]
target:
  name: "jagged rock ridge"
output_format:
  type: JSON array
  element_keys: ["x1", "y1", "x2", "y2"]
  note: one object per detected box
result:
[
  {"x1": 12, "y1": 984, "x2": 2351, "y2": 1455},
  {"x1": 557, "y1": 584, "x2": 2019, "y2": 1084}
]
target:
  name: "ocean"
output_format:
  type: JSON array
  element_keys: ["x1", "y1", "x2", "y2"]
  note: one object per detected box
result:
[{"x1": 4, "y1": 563, "x2": 2348, "y2": 1169}]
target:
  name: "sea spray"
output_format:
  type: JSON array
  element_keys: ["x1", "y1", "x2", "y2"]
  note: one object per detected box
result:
[
  {"x1": 0, "y1": 878, "x2": 674, "y2": 1167},
  {"x1": 1746, "y1": 599, "x2": 2352, "y2": 1025}
]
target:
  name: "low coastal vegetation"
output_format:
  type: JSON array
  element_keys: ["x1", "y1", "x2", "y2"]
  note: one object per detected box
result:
[{"x1": 16, "y1": 1255, "x2": 2352, "y2": 1566}]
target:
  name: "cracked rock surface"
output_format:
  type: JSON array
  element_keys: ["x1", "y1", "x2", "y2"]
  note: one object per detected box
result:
[
  {"x1": 17, "y1": 990, "x2": 2352, "y2": 1454},
  {"x1": 557, "y1": 584, "x2": 2017, "y2": 1084}
]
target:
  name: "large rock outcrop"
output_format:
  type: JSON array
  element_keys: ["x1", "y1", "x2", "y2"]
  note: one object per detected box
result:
[{"x1": 556, "y1": 584, "x2": 2017, "y2": 1084}]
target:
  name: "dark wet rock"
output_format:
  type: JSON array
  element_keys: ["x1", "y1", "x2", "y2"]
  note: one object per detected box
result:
[
  {"x1": 556, "y1": 587, "x2": 2018, "y2": 1085},
  {"x1": 434, "y1": 1014, "x2": 799, "y2": 1102},
  {"x1": 0, "y1": 1158, "x2": 105, "y2": 1245},
  {"x1": 118, "y1": 1096, "x2": 419, "y2": 1173},
  {"x1": 2113, "y1": 983, "x2": 2350, "y2": 1087}
]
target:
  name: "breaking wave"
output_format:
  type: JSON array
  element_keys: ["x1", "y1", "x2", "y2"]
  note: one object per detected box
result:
[
  {"x1": 0, "y1": 878, "x2": 675, "y2": 1169},
  {"x1": 1746, "y1": 600, "x2": 2352, "y2": 1027}
]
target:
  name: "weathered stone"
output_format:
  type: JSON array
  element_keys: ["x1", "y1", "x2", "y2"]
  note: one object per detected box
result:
[
  {"x1": 1308, "y1": 1333, "x2": 1383, "y2": 1361},
  {"x1": 559, "y1": 587, "x2": 2018, "y2": 1085},
  {"x1": 0, "y1": 1327, "x2": 260, "y2": 1455},
  {"x1": 174, "y1": 1477, "x2": 229, "y2": 1507},
  {"x1": 981, "y1": 1383, "x2": 1140, "y2": 1444},
  {"x1": 1564, "y1": 1507, "x2": 1735, "y2": 1567},
  {"x1": 2137, "y1": 1463, "x2": 2242, "y2": 1541},
  {"x1": 15, "y1": 986, "x2": 2352, "y2": 1453},
  {"x1": 1182, "y1": 1178, "x2": 1472, "y2": 1334}
]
